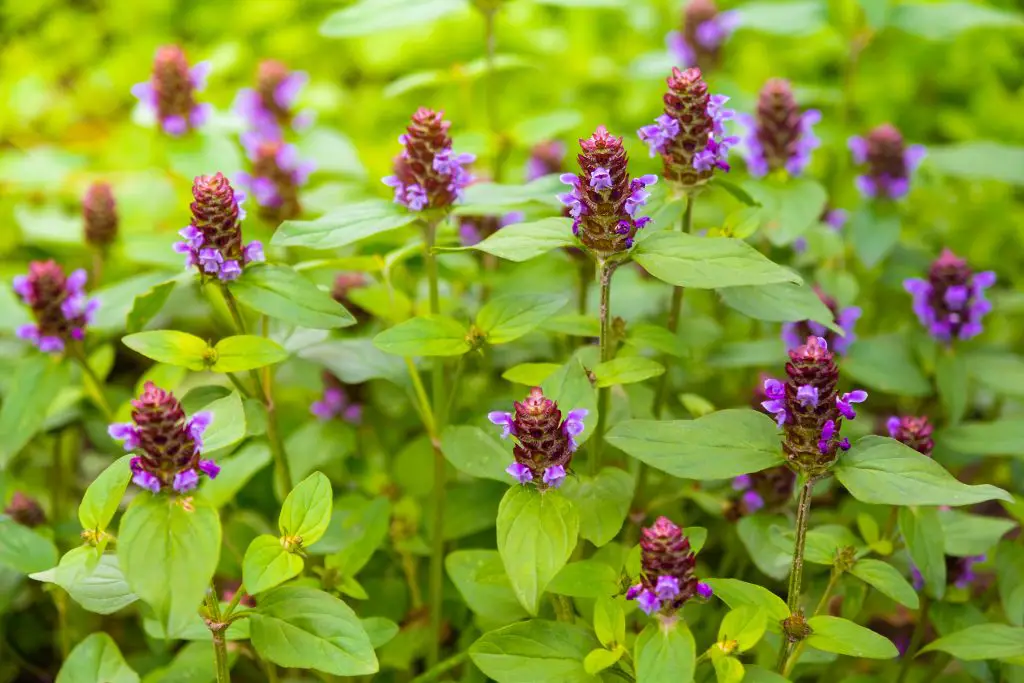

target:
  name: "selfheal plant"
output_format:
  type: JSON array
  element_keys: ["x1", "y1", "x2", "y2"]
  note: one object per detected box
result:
[
  {"x1": 904, "y1": 249, "x2": 995, "y2": 342},
  {"x1": 237, "y1": 133, "x2": 315, "y2": 223},
  {"x1": 738, "y1": 78, "x2": 820, "y2": 177},
  {"x1": 235, "y1": 59, "x2": 312, "y2": 136},
  {"x1": 726, "y1": 467, "x2": 796, "y2": 519},
  {"x1": 526, "y1": 140, "x2": 566, "y2": 181},
  {"x1": 886, "y1": 415, "x2": 934, "y2": 456},
  {"x1": 781, "y1": 286, "x2": 861, "y2": 355},
  {"x1": 667, "y1": 0, "x2": 739, "y2": 70},
  {"x1": 4, "y1": 491, "x2": 46, "y2": 528},
  {"x1": 849, "y1": 124, "x2": 926, "y2": 200},
  {"x1": 82, "y1": 182, "x2": 118, "y2": 250},
  {"x1": 625, "y1": 516, "x2": 712, "y2": 617},
  {"x1": 173, "y1": 173, "x2": 265, "y2": 281},
  {"x1": 311, "y1": 372, "x2": 363, "y2": 424},
  {"x1": 131, "y1": 45, "x2": 211, "y2": 136},
  {"x1": 383, "y1": 108, "x2": 475, "y2": 212},
  {"x1": 13, "y1": 261, "x2": 99, "y2": 354},
  {"x1": 488, "y1": 387, "x2": 586, "y2": 489},
  {"x1": 107, "y1": 382, "x2": 218, "y2": 494}
]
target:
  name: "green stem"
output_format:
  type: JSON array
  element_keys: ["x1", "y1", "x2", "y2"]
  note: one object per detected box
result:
[
  {"x1": 410, "y1": 651, "x2": 470, "y2": 683},
  {"x1": 51, "y1": 431, "x2": 64, "y2": 535},
  {"x1": 778, "y1": 476, "x2": 816, "y2": 672},
  {"x1": 895, "y1": 594, "x2": 931, "y2": 683},
  {"x1": 783, "y1": 565, "x2": 842, "y2": 677},
  {"x1": 205, "y1": 590, "x2": 231, "y2": 683},
  {"x1": 222, "y1": 584, "x2": 246, "y2": 620},
  {"x1": 404, "y1": 357, "x2": 437, "y2": 437},
  {"x1": 551, "y1": 594, "x2": 575, "y2": 622},
  {"x1": 577, "y1": 259, "x2": 591, "y2": 316},
  {"x1": 593, "y1": 260, "x2": 617, "y2": 474}
]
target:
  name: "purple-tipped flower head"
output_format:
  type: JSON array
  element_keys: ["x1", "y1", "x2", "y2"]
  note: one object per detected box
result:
[
  {"x1": 173, "y1": 173, "x2": 264, "y2": 282},
  {"x1": 638, "y1": 67, "x2": 736, "y2": 190},
  {"x1": 558, "y1": 126, "x2": 657, "y2": 256},
  {"x1": 131, "y1": 46, "x2": 211, "y2": 136},
  {"x1": 667, "y1": 0, "x2": 739, "y2": 71},
  {"x1": 107, "y1": 382, "x2": 218, "y2": 494},
  {"x1": 739, "y1": 79, "x2": 820, "y2": 178},
  {"x1": 383, "y1": 108, "x2": 475, "y2": 212},
  {"x1": 238, "y1": 135, "x2": 315, "y2": 223},
  {"x1": 235, "y1": 60, "x2": 312, "y2": 137},
  {"x1": 904, "y1": 249, "x2": 995, "y2": 342},
  {"x1": 886, "y1": 415, "x2": 934, "y2": 457},
  {"x1": 848, "y1": 124, "x2": 925, "y2": 200},
  {"x1": 310, "y1": 372, "x2": 363, "y2": 424},
  {"x1": 782, "y1": 286, "x2": 861, "y2": 355},
  {"x1": 726, "y1": 465, "x2": 796, "y2": 520},
  {"x1": 13, "y1": 261, "x2": 98, "y2": 354},
  {"x1": 488, "y1": 387, "x2": 586, "y2": 490},
  {"x1": 625, "y1": 517, "x2": 708, "y2": 617},
  {"x1": 4, "y1": 491, "x2": 46, "y2": 528},
  {"x1": 83, "y1": 182, "x2": 118, "y2": 249},
  {"x1": 526, "y1": 140, "x2": 567, "y2": 181}
]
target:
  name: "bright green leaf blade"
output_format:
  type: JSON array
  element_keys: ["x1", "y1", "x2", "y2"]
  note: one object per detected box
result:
[
  {"x1": 805, "y1": 616, "x2": 899, "y2": 659},
  {"x1": 271, "y1": 199, "x2": 416, "y2": 249},
  {"x1": 502, "y1": 362, "x2": 561, "y2": 386},
  {"x1": 703, "y1": 579, "x2": 789, "y2": 632},
  {"x1": 471, "y1": 217, "x2": 576, "y2": 262},
  {"x1": 935, "y1": 351, "x2": 969, "y2": 424},
  {"x1": 32, "y1": 547, "x2": 137, "y2": 615},
  {"x1": 0, "y1": 517, "x2": 59, "y2": 574},
  {"x1": 997, "y1": 542, "x2": 1024, "y2": 627},
  {"x1": 593, "y1": 356, "x2": 665, "y2": 387},
  {"x1": 469, "y1": 619, "x2": 600, "y2": 683},
  {"x1": 593, "y1": 595, "x2": 626, "y2": 648},
  {"x1": 373, "y1": 315, "x2": 470, "y2": 356},
  {"x1": 243, "y1": 534, "x2": 305, "y2": 595},
  {"x1": 0, "y1": 355, "x2": 70, "y2": 467},
  {"x1": 561, "y1": 467, "x2": 634, "y2": 547},
  {"x1": 211, "y1": 335, "x2": 288, "y2": 373},
  {"x1": 197, "y1": 391, "x2": 246, "y2": 453},
  {"x1": 441, "y1": 425, "x2": 510, "y2": 482},
  {"x1": 229, "y1": 264, "x2": 356, "y2": 329},
  {"x1": 940, "y1": 420, "x2": 1024, "y2": 457},
  {"x1": 200, "y1": 441, "x2": 272, "y2": 508},
  {"x1": 547, "y1": 560, "x2": 619, "y2": 598},
  {"x1": 279, "y1": 472, "x2": 333, "y2": 546},
  {"x1": 319, "y1": 0, "x2": 467, "y2": 38},
  {"x1": 541, "y1": 358, "x2": 598, "y2": 448},
  {"x1": 446, "y1": 550, "x2": 530, "y2": 626},
  {"x1": 634, "y1": 620, "x2": 696, "y2": 683},
  {"x1": 736, "y1": 514, "x2": 791, "y2": 581},
  {"x1": 899, "y1": 506, "x2": 946, "y2": 600},
  {"x1": 713, "y1": 654, "x2": 745, "y2": 683},
  {"x1": 890, "y1": 1, "x2": 1023, "y2": 40},
  {"x1": 126, "y1": 280, "x2": 176, "y2": 334},
  {"x1": 633, "y1": 232, "x2": 801, "y2": 289},
  {"x1": 939, "y1": 509, "x2": 1017, "y2": 557},
  {"x1": 122, "y1": 330, "x2": 209, "y2": 370},
  {"x1": 477, "y1": 292, "x2": 567, "y2": 344},
  {"x1": 843, "y1": 335, "x2": 931, "y2": 397},
  {"x1": 719, "y1": 282, "x2": 841, "y2": 334},
  {"x1": 741, "y1": 177, "x2": 827, "y2": 245},
  {"x1": 718, "y1": 606, "x2": 768, "y2": 652},
  {"x1": 919, "y1": 623, "x2": 1024, "y2": 661},
  {"x1": 583, "y1": 647, "x2": 623, "y2": 675},
  {"x1": 850, "y1": 559, "x2": 920, "y2": 609},
  {"x1": 56, "y1": 632, "x2": 139, "y2": 683},
  {"x1": 78, "y1": 455, "x2": 133, "y2": 532}
]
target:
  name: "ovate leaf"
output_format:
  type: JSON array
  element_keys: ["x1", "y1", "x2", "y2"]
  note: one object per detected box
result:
[
  {"x1": 471, "y1": 217, "x2": 576, "y2": 262},
  {"x1": 805, "y1": 616, "x2": 899, "y2": 659},
  {"x1": 633, "y1": 232, "x2": 801, "y2": 289},
  {"x1": 469, "y1": 619, "x2": 600, "y2": 683},
  {"x1": 211, "y1": 335, "x2": 288, "y2": 372},
  {"x1": 850, "y1": 559, "x2": 920, "y2": 608},
  {"x1": 229, "y1": 264, "x2": 356, "y2": 329},
  {"x1": 373, "y1": 316, "x2": 470, "y2": 356},
  {"x1": 634, "y1": 620, "x2": 696, "y2": 683},
  {"x1": 78, "y1": 455, "x2": 133, "y2": 533},
  {"x1": 271, "y1": 199, "x2": 416, "y2": 249},
  {"x1": 56, "y1": 632, "x2": 139, "y2": 683},
  {"x1": 919, "y1": 623, "x2": 1024, "y2": 661},
  {"x1": 477, "y1": 293, "x2": 567, "y2": 345},
  {"x1": 0, "y1": 355, "x2": 70, "y2": 466},
  {"x1": 121, "y1": 330, "x2": 209, "y2": 370},
  {"x1": 279, "y1": 472, "x2": 333, "y2": 547}
]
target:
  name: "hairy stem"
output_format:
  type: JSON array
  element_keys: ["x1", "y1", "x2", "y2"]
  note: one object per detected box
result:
[
  {"x1": 895, "y1": 594, "x2": 931, "y2": 683},
  {"x1": 593, "y1": 260, "x2": 617, "y2": 474},
  {"x1": 783, "y1": 565, "x2": 842, "y2": 676},
  {"x1": 205, "y1": 589, "x2": 231, "y2": 683},
  {"x1": 778, "y1": 476, "x2": 816, "y2": 672}
]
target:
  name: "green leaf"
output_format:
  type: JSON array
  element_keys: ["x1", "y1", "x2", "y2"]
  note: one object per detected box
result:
[
  {"x1": 835, "y1": 436, "x2": 1012, "y2": 506},
  {"x1": 926, "y1": 142, "x2": 1024, "y2": 186},
  {"x1": 469, "y1": 619, "x2": 600, "y2": 683},
  {"x1": 197, "y1": 391, "x2": 247, "y2": 453},
  {"x1": 446, "y1": 550, "x2": 530, "y2": 626},
  {"x1": 719, "y1": 606, "x2": 768, "y2": 652},
  {"x1": 142, "y1": 641, "x2": 234, "y2": 683},
  {"x1": 547, "y1": 560, "x2": 619, "y2": 598},
  {"x1": 249, "y1": 585, "x2": 378, "y2": 675},
  {"x1": 122, "y1": 330, "x2": 209, "y2": 370},
  {"x1": 361, "y1": 616, "x2": 399, "y2": 648},
  {"x1": 477, "y1": 293, "x2": 567, "y2": 344},
  {"x1": 719, "y1": 282, "x2": 840, "y2": 333},
  {"x1": 211, "y1": 335, "x2": 288, "y2": 373},
  {"x1": 710, "y1": 176, "x2": 761, "y2": 206},
  {"x1": 117, "y1": 495, "x2": 221, "y2": 637},
  {"x1": 713, "y1": 654, "x2": 745, "y2": 683},
  {"x1": 502, "y1": 362, "x2": 561, "y2": 386},
  {"x1": 56, "y1": 632, "x2": 139, "y2": 683},
  {"x1": 899, "y1": 506, "x2": 947, "y2": 600},
  {"x1": 606, "y1": 409, "x2": 784, "y2": 480},
  {"x1": 940, "y1": 420, "x2": 1024, "y2": 457},
  {"x1": 243, "y1": 534, "x2": 304, "y2": 595},
  {"x1": 229, "y1": 264, "x2": 356, "y2": 330},
  {"x1": 890, "y1": 1, "x2": 1023, "y2": 40},
  {"x1": 593, "y1": 595, "x2": 626, "y2": 647},
  {"x1": 583, "y1": 648, "x2": 623, "y2": 675},
  {"x1": 703, "y1": 578, "x2": 789, "y2": 632},
  {"x1": 805, "y1": 616, "x2": 899, "y2": 658},
  {"x1": 126, "y1": 280, "x2": 176, "y2": 334},
  {"x1": 441, "y1": 425, "x2": 510, "y2": 482},
  {"x1": 455, "y1": 176, "x2": 562, "y2": 214},
  {"x1": 471, "y1": 217, "x2": 576, "y2": 262},
  {"x1": 299, "y1": 338, "x2": 405, "y2": 384},
  {"x1": 279, "y1": 472, "x2": 333, "y2": 547},
  {"x1": 320, "y1": 496, "x2": 391, "y2": 576},
  {"x1": 541, "y1": 358, "x2": 598, "y2": 448},
  {"x1": 271, "y1": 199, "x2": 416, "y2": 249},
  {"x1": 741, "y1": 177, "x2": 827, "y2": 245},
  {"x1": 31, "y1": 547, "x2": 137, "y2": 615},
  {"x1": 966, "y1": 352, "x2": 1024, "y2": 397},
  {"x1": 635, "y1": 621, "x2": 696, "y2": 683},
  {"x1": 735, "y1": 0, "x2": 826, "y2": 35},
  {"x1": 936, "y1": 351, "x2": 969, "y2": 425},
  {"x1": 593, "y1": 356, "x2": 664, "y2": 387},
  {"x1": 919, "y1": 623, "x2": 1024, "y2": 661},
  {"x1": 78, "y1": 455, "x2": 133, "y2": 533},
  {"x1": 844, "y1": 335, "x2": 931, "y2": 396},
  {"x1": 736, "y1": 515, "x2": 791, "y2": 581},
  {"x1": 496, "y1": 486, "x2": 580, "y2": 615},
  {"x1": 0, "y1": 517, "x2": 59, "y2": 574},
  {"x1": 319, "y1": 0, "x2": 467, "y2": 38},
  {"x1": 633, "y1": 232, "x2": 801, "y2": 289},
  {"x1": 850, "y1": 559, "x2": 920, "y2": 608},
  {"x1": 561, "y1": 468, "x2": 633, "y2": 547},
  {"x1": 511, "y1": 110, "x2": 583, "y2": 146},
  {"x1": 625, "y1": 323, "x2": 683, "y2": 357},
  {"x1": 200, "y1": 441, "x2": 271, "y2": 508},
  {"x1": 373, "y1": 316, "x2": 470, "y2": 356},
  {"x1": 997, "y1": 542, "x2": 1024, "y2": 627},
  {"x1": 939, "y1": 510, "x2": 1017, "y2": 557},
  {"x1": 0, "y1": 355, "x2": 70, "y2": 466},
  {"x1": 850, "y1": 204, "x2": 901, "y2": 267}
]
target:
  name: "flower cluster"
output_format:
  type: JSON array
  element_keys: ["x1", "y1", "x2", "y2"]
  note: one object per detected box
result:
[
  {"x1": 638, "y1": 67, "x2": 736, "y2": 190},
  {"x1": 626, "y1": 517, "x2": 713, "y2": 616},
  {"x1": 904, "y1": 249, "x2": 995, "y2": 342},
  {"x1": 886, "y1": 415, "x2": 934, "y2": 456},
  {"x1": 912, "y1": 555, "x2": 985, "y2": 592},
  {"x1": 558, "y1": 126, "x2": 657, "y2": 255},
  {"x1": 782, "y1": 286, "x2": 861, "y2": 355},
  {"x1": 849, "y1": 124, "x2": 926, "y2": 200},
  {"x1": 727, "y1": 466, "x2": 796, "y2": 519},
  {"x1": 383, "y1": 108, "x2": 475, "y2": 212},
  {"x1": 83, "y1": 182, "x2": 118, "y2": 250},
  {"x1": 108, "y1": 382, "x2": 219, "y2": 494},
  {"x1": 131, "y1": 45, "x2": 211, "y2": 136},
  {"x1": 4, "y1": 491, "x2": 46, "y2": 528},
  {"x1": 458, "y1": 211, "x2": 524, "y2": 246},
  {"x1": 667, "y1": 0, "x2": 739, "y2": 70},
  {"x1": 234, "y1": 59, "x2": 312, "y2": 137},
  {"x1": 173, "y1": 173, "x2": 264, "y2": 281},
  {"x1": 738, "y1": 79, "x2": 820, "y2": 177},
  {"x1": 761, "y1": 336, "x2": 867, "y2": 474},
  {"x1": 14, "y1": 261, "x2": 99, "y2": 354},
  {"x1": 488, "y1": 387, "x2": 586, "y2": 489},
  {"x1": 237, "y1": 134, "x2": 315, "y2": 223},
  {"x1": 311, "y1": 373, "x2": 363, "y2": 424},
  {"x1": 526, "y1": 140, "x2": 567, "y2": 181}
]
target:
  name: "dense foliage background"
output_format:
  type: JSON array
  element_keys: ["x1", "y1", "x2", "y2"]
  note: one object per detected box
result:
[{"x1": 1, "y1": 0, "x2": 1023, "y2": 681}]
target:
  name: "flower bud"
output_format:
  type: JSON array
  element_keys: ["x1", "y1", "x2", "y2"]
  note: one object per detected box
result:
[
  {"x1": 13, "y1": 261, "x2": 99, "y2": 354},
  {"x1": 311, "y1": 372, "x2": 363, "y2": 424},
  {"x1": 235, "y1": 60, "x2": 312, "y2": 136},
  {"x1": 726, "y1": 466, "x2": 796, "y2": 519},
  {"x1": 488, "y1": 387, "x2": 587, "y2": 490},
  {"x1": 886, "y1": 415, "x2": 934, "y2": 456},
  {"x1": 739, "y1": 79, "x2": 820, "y2": 177},
  {"x1": 173, "y1": 173, "x2": 264, "y2": 281},
  {"x1": 526, "y1": 140, "x2": 567, "y2": 181},
  {"x1": 625, "y1": 517, "x2": 709, "y2": 616},
  {"x1": 848, "y1": 124, "x2": 926, "y2": 200},
  {"x1": 781, "y1": 286, "x2": 861, "y2": 355},
  {"x1": 131, "y1": 45, "x2": 211, "y2": 136},
  {"x1": 782, "y1": 612, "x2": 812, "y2": 642},
  {"x1": 383, "y1": 108, "x2": 475, "y2": 212},
  {"x1": 238, "y1": 135, "x2": 315, "y2": 223},
  {"x1": 904, "y1": 249, "x2": 995, "y2": 342},
  {"x1": 667, "y1": 0, "x2": 739, "y2": 71},
  {"x1": 83, "y1": 182, "x2": 118, "y2": 249},
  {"x1": 4, "y1": 491, "x2": 46, "y2": 528}
]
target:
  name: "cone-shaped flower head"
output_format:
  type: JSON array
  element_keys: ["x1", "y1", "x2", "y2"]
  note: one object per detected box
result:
[
  {"x1": 558, "y1": 126, "x2": 657, "y2": 256},
  {"x1": 761, "y1": 336, "x2": 868, "y2": 474},
  {"x1": 235, "y1": 59, "x2": 312, "y2": 137},
  {"x1": 638, "y1": 67, "x2": 736, "y2": 191},
  {"x1": 4, "y1": 491, "x2": 46, "y2": 528},
  {"x1": 13, "y1": 261, "x2": 99, "y2": 354},
  {"x1": 886, "y1": 415, "x2": 934, "y2": 457},
  {"x1": 107, "y1": 382, "x2": 219, "y2": 494},
  {"x1": 726, "y1": 466, "x2": 796, "y2": 519},
  {"x1": 383, "y1": 108, "x2": 475, "y2": 212},
  {"x1": 782, "y1": 286, "x2": 861, "y2": 355},
  {"x1": 625, "y1": 516, "x2": 712, "y2": 616},
  {"x1": 526, "y1": 140, "x2": 567, "y2": 181},
  {"x1": 667, "y1": 0, "x2": 739, "y2": 70},
  {"x1": 173, "y1": 173, "x2": 264, "y2": 281},
  {"x1": 904, "y1": 249, "x2": 995, "y2": 342},
  {"x1": 238, "y1": 134, "x2": 315, "y2": 223},
  {"x1": 739, "y1": 79, "x2": 820, "y2": 178},
  {"x1": 131, "y1": 45, "x2": 210, "y2": 136},
  {"x1": 83, "y1": 182, "x2": 118, "y2": 249},
  {"x1": 311, "y1": 372, "x2": 363, "y2": 424},
  {"x1": 488, "y1": 387, "x2": 587, "y2": 490},
  {"x1": 848, "y1": 124, "x2": 925, "y2": 200}
]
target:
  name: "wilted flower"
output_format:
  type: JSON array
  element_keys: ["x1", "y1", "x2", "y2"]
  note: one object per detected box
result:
[
  {"x1": 234, "y1": 59, "x2": 312, "y2": 137},
  {"x1": 488, "y1": 387, "x2": 586, "y2": 490},
  {"x1": 237, "y1": 134, "x2": 315, "y2": 223},
  {"x1": 886, "y1": 415, "x2": 934, "y2": 456},
  {"x1": 4, "y1": 491, "x2": 46, "y2": 528},
  {"x1": 904, "y1": 249, "x2": 995, "y2": 342},
  {"x1": 726, "y1": 466, "x2": 796, "y2": 519},
  {"x1": 131, "y1": 45, "x2": 211, "y2": 136},
  {"x1": 667, "y1": 0, "x2": 739, "y2": 70},
  {"x1": 782, "y1": 286, "x2": 861, "y2": 355},
  {"x1": 107, "y1": 382, "x2": 218, "y2": 494},
  {"x1": 311, "y1": 373, "x2": 362, "y2": 424},
  {"x1": 625, "y1": 516, "x2": 712, "y2": 617},
  {"x1": 558, "y1": 126, "x2": 657, "y2": 255},
  {"x1": 638, "y1": 67, "x2": 736, "y2": 191},
  {"x1": 526, "y1": 140, "x2": 567, "y2": 181},
  {"x1": 83, "y1": 182, "x2": 118, "y2": 249},
  {"x1": 13, "y1": 261, "x2": 99, "y2": 354},
  {"x1": 173, "y1": 173, "x2": 264, "y2": 282},
  {"x1": 459, "y1": 211, "x2": 524, "y2": 246},
  {"x1": 738, "y1": 79, "x2": 820, "y2": 177},
  {"x1": 383, "y1": 108, "x2": 475, "y2": 212},
  {"x1": 848, "y1": 124, "x2": 926, "y2": 200}
]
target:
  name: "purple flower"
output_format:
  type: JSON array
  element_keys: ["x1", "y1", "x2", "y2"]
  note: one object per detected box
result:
[
  {"x1": 625, "y1": 583, "x2": 643, "y2": 600},
  {"x1": 761, "y1": 377, "x2": 788, "y2": 426},
  {"x1": 188, "y1": 411, "x2": 213, "y2": 450},
  {"x1": 198, "y1": 459, "x2": 221, "y2": 478},
  {"x1": 849, "y1": 124, "x2": 926, "y2": 200},
  {"x1": 742, "y1": 490, "x2": 765, "y2": 512},
  {"x1": 385, "y1": 108, "x2": 474, "y2": 212},
  {"x1": 133, "y1": 46, "x2": 209, "y2": 136},
  {"x1": 739, "y1": 80, "x2": 821, "y2": 178},
  {"x1": 655, "y1": 575, "x2": 681, "y2": 600},
  {"x1": 13, "y1": 261, "x2": 98, "y2": 354},
  {"x1": 132, "y1": 469, "x2": 162, "y2": 494},
  {"x1": 904, "y1": 250, "x2": 996, "y2": 342},
  {"x1": 491, "y1": 388, "x2": 584, "y2": 490},
  {"x1": 796, "y1": 384, "x2": 819, "y2": 408},
  {"x1": 526, "y1": 140, "x2": 566, "y2": 181},
  {"x1": 638, "y1": 114, "x2": 681, "y2": 157},
  {"x1": 173, "y1": 469, "x2": 200, "y2": 493},
  {"x1": 506, "y1": 462, "x2": 533, "y2": 485},
  {"x1": 108, "y1": 423, "x2": 140, "y2": 451},
  {"x1": 696, "y1": 582, "x2": 714, "y2": 599},
  {"x1": 237, "y1": 136, "x2": 315, "y2": 221},
  {"x1": 561, "y1": 408, "x2": 588, "y2": 451},
  {"x1": 177, "y1": 174, "x2": 259, "y2": 283},
  {"x1": 543, "y1": 465, "x2": 567, "y2": 488},
  {"x1": 732, "y1": 474, "x2": 751, "y2": 490},
  {"x1": 910, "y1": 564, "x2": 924, "y2": 591},
  {"x1": 488, "y1": 411, "x2": 516, "y2": 439},
  {"x1": 636, "y1": 590, "x2": 662, "y2": 615},
  {"x1": 836, "y1": 390, "x2": 868, "y2": 420},
  {"x1": 666, "y1": 0, "x2": 738, "y2": 70},
  {"x1": 235, "y1": 60, "x2": 311, "y2": 137},
  {"x1": 887, "y1": 415, "x2": 934, "y2": 456},
  {"x1": 311, "y1": 381, "x2": 363, "y2": 425}
]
